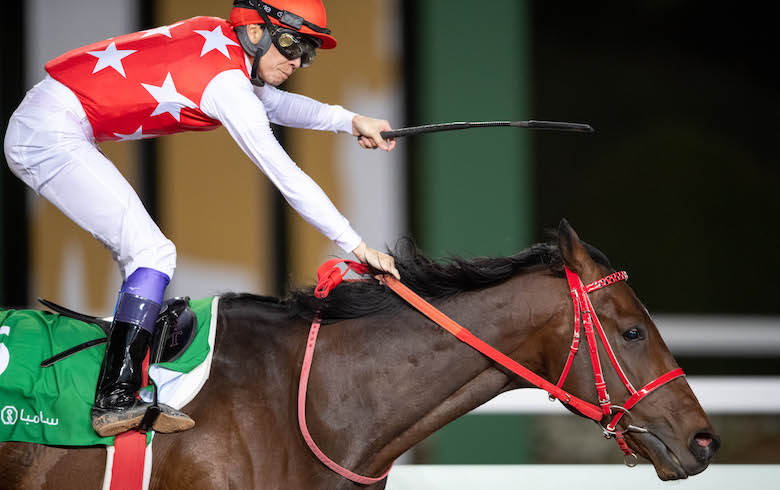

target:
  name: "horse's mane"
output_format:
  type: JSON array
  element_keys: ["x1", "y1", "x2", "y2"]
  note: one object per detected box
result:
[{"x1": 222, "y1": 237, "x2": 612, "y2": 323}]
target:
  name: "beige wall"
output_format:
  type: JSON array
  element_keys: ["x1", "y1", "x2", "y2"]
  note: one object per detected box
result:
[
  {"x1": 155, "y1": 0, "x2": 270, "y2": 299},
  {"x1": 286, "y1": 0, "x2": 404, "y2": 283},
  {"x1": 158, "y1": 0, "x2": 403, "y2": 289}
]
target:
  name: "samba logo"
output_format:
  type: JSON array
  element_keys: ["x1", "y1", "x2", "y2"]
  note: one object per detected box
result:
[{"x1": 1, "y1": 405, "x2": 18, "y2": 425}]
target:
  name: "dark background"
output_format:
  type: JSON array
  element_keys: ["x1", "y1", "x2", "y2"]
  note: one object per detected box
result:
[{"x1": 532, "y1": 3, "x2": 778, "y2": 315}]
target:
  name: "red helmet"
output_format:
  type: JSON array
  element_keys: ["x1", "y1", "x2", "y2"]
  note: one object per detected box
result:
[{"x1": 230, "y1": 0, "x2": 337, "y2": 49}]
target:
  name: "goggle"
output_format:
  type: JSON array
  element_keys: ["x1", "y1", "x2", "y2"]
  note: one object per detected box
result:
[{"x1": 271, "y1": 28, "x2": 320, "y2": 67}]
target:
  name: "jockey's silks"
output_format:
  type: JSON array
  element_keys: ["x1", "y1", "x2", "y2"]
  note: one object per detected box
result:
[{"x1": 45, "y1": 17, "x2": 248, "y2": 143}]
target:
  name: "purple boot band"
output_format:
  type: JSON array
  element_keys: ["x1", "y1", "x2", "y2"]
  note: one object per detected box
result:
[{"x1": 114, "y1": 267, "x2": 171, "y2": 333}]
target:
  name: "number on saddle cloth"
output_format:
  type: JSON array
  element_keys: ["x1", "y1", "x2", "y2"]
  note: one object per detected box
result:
[{"x1": 38, "y1": 297, "x2": 198, "y2": 367}]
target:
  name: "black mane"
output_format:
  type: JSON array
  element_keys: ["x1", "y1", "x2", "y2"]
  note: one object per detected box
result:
[{"x1": 278, "y1": 237, "x2": 611, "y2": 323}]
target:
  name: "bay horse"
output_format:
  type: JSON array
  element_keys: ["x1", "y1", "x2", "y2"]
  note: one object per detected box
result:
[{"x1": 0, "y1": 220, "x2": 719, "y2": 488}]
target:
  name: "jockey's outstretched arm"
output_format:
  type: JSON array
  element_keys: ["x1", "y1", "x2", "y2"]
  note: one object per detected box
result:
[
  {"x1": 201, "y1": 69, "x2": 399, "y2": 278},
  {"x1": 253, "y1": 82, "x2": 350, "y2": 131},
  {"x1": 253, "y1": 83, "x2": 395, "y2": 152}
]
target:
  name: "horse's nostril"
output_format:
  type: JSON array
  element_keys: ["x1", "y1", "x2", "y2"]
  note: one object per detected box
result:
[
  {"x1": 694, "y1": 434, "x2": 712, "y2": 447},
  {"x1": 690, "y1": 431, "x2": 721, "y2": 463}
]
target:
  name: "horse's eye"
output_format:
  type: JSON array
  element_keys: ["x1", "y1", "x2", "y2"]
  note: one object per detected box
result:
[{"x1": 623, "y1": 328, "x2": 642, "y2": 341}]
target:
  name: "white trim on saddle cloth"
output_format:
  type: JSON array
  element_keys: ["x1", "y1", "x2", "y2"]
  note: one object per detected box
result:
[{"x1": 102, "y1": 296, "x2": 220, "y2": 490}]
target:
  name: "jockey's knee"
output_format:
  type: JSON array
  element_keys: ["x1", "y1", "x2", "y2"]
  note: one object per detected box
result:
[
  {"x1": 3, "y1": 111, "x2": 45, "y2": 191},
  {"x1": 3, "y1": 115, "x2": 26, "y2": 181},
  {"x1": 124, "y1": 238, "x2": 177, "y2": 282}
]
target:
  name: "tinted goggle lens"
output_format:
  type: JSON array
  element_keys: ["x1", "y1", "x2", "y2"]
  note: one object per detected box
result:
[{"x1": 274, "y1": 30, "x2": 318, "y2": 67}]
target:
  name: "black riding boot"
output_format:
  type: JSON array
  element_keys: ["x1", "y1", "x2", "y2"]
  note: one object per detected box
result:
[{"x1": 92, "y1": 320, "x2": 194, "y2": 437}]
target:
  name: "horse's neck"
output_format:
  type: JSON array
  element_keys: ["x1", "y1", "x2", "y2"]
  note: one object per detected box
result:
[{"x1": 318, "y1": 272, "x2": 561, "y2": 476}]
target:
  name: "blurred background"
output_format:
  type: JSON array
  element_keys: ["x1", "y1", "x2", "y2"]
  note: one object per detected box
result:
[{"x1": 1, "y1": 0, "x2": 778, "y2": 469}]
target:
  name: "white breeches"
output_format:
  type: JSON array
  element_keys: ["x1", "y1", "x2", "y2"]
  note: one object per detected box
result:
[{"x1": 3, "y1": 77, "x2": 176, "y2": 280}]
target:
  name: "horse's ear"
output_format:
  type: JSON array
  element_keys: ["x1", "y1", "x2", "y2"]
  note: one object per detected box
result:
[{"x1": 557, "y1": 219, "x2": 596, "y2": 274}]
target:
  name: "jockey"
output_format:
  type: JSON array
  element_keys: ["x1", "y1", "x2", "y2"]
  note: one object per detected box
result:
[{"x1": 3, "y1": 0, "x2": 401, "y2": 437}]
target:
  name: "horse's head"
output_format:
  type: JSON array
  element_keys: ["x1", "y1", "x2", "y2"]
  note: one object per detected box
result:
[{"x1": 551, "y1": 219, "x2": 719, "y2": 480}]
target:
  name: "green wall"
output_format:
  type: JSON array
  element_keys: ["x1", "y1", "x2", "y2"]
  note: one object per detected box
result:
[
  {"x1": 420, "y1": 415, "x2": 533, "y2": 464},
  {"x1": 412, "y1": 0, "x2": 532, "y2": 259},
  {"x1": 408, "y1": 0, "x2": 533, "y2": 463}
]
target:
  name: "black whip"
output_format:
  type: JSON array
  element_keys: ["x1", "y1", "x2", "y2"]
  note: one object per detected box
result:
[{"x1": 376, "y1": 120, "x2": 595, "y2": 140}]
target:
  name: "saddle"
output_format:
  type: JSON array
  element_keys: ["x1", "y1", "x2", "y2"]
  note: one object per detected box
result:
[{"x1": 39, "y1": 296, "x2": 198, "y2": 368}]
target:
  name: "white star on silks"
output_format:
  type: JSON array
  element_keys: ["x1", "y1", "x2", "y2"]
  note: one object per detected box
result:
[
  {"x1": 141, "y1": 73, "x2": 197, "y2": 122},
  {"x1": 194, "y1": 26, "x2": 240, "y2": 59},
  {"x1": 140, "y1": 21, "x2": 185, "y2": 39},
  {"x1": 113, "y1": 126, "x2": 157, "y2": 142},
  {"x1": 87, "y1": 42, "x2": 136, "y2": 78}
]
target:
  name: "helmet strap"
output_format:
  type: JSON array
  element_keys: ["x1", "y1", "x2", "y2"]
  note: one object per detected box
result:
[{"x1": 247, "y1": 28, "x2": 272, "y2": 87}]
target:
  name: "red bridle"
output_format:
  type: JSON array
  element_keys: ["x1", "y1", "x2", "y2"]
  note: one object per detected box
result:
[
  {"x1": 300, "y1": 260, "x2": 685, "y2": 483},
  {"x1": 558, "y1": 266, "x2": 685, "y2": 465}
]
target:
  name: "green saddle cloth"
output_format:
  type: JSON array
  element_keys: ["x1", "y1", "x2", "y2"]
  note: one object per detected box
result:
[{"x1": 0, "y1": 297, "x2": 214, "y2": 446}]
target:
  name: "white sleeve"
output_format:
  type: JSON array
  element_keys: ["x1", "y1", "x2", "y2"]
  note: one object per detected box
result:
[
  {"x1": 253, "y1": 83, "x2": 356, "y2": 133},
  {"x1": 201, "y1": 70, "x2": 362, "y2": 253}
]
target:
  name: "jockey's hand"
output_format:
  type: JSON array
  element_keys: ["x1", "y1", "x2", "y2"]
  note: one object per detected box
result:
[
  {"x1": 352, "y1": 241, "x2": 401, "y2": 280},
  {"x1": 352, "y1": 114, "x2": 397, "y2": 152}
]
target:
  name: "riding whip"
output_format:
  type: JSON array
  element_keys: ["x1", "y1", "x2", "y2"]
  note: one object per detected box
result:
[{"x1": 374, "y1": 120, "x2": 595, "y2": 140}]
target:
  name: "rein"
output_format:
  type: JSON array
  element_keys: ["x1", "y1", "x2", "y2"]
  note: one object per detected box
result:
[{"x1": 298, "y1": 259, "x2": 685, "y2": 482}]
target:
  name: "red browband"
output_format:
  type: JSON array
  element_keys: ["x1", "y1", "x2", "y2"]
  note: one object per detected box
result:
[{"x1": 299, "y1": 260, "x2": 685, "y2": 481}]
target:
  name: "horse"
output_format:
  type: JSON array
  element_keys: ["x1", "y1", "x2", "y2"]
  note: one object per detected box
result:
[{"x1": 0, "y1": 220, "x2": 719, "y2": 488}]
